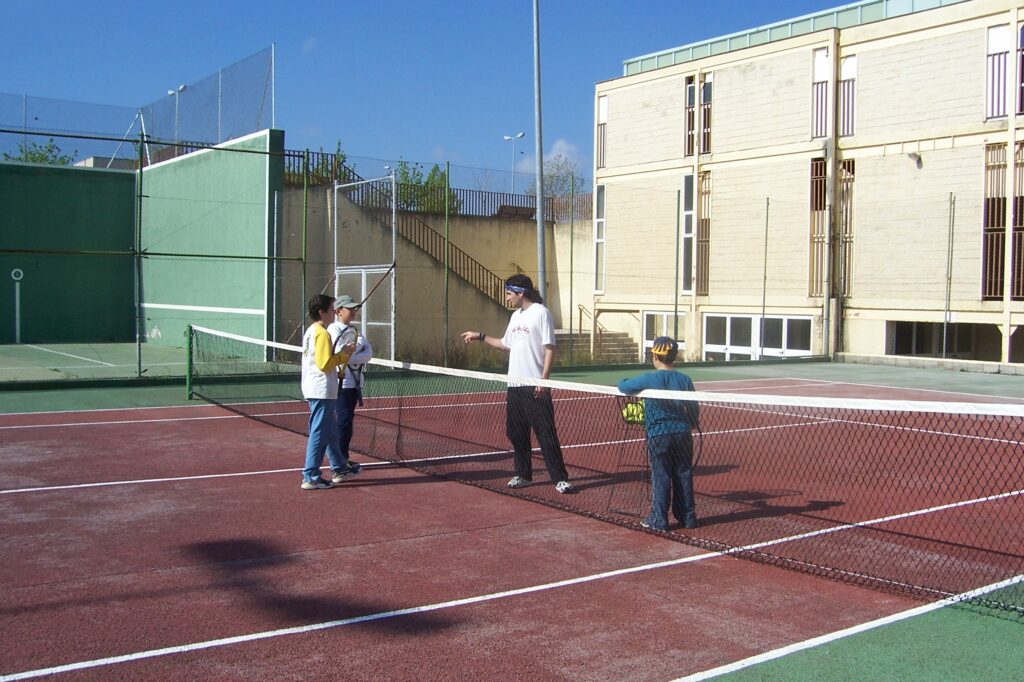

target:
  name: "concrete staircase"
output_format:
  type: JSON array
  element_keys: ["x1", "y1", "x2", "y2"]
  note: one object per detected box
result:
[{"x1": 554, "y1": 330, "x2": 640, "y2": 365}]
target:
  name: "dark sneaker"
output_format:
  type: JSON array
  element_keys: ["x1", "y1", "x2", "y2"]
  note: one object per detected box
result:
[
  {"x1": 641, "y1": 518, "x2": 668, "y2": 531},
  {"x1": 684, "y1": 517, "x2": 698, "y2": 529},
  {"x1": 507, "y1": 476, "x2": 532, "y2": 489},
  {"x1": 332, "y1": 462, "x2": 362, "y2": 483},
  {"x1": 301, "y1": 478, "x2": 333, "y2": 490}
]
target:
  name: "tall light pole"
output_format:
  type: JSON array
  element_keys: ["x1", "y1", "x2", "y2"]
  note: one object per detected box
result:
[
  {"x1": 166, "y1": 84, "x2": 186, "y2": 143},
  {"x1": 533, "y1": 0, "x2": 547, "y2": 303},
  {"x1": 503, "y1": 132, "x2": 524, "y2": 194}
]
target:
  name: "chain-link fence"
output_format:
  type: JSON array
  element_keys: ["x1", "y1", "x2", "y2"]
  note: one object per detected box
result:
[
  {"x1": 1, "y1": 130, "x2": 600, "y2": 383},
  {"x1": 0, "y1": 46, "x2": 274, "y2": 169}
]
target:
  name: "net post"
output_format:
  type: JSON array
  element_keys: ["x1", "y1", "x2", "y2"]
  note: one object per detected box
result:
[{"x1": 185, "y1": 324, "x2": 194, "y2": 400}]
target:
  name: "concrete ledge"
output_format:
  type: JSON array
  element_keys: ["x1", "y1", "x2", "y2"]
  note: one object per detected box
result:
[{"x1": 837, "y1": 353, "x2": 1024, "y2": 375}]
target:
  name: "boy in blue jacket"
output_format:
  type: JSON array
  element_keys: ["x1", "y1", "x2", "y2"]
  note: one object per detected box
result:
[{"x1": 618, "y1": 337, "x2": 699, "y2": 530}]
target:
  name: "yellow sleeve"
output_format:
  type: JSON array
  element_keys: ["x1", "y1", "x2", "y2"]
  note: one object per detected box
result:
[{"x1": 313, "y1": 326, "x2": 351, "y2": 371}]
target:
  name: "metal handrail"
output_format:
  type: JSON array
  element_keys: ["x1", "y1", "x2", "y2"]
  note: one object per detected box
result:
[{"x1": 285, "y1": 152, "x2": 505, "y2": 306}]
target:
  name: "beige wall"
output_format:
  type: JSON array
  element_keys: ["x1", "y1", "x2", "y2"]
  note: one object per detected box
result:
[
  {"x1": 851, "y1": 147, "x2": 985, "y2": 308},
  {"x1": 715, "y1": 48, "x2": 820, "y2": 153},
  {"x1": 708, "y1": 159, "x2": 812, "y2": 306},
  {"x1": 854, "y1": 27, "x2": 985, "y2": 140},
  {"x1": 603, "y1": 77, "x2": 686, "y2": 167},
  {"x1": 601, "y1": 173, "x2": 684, "y2": 302}
]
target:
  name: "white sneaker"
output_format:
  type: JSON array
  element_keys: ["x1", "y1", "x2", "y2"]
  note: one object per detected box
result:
[
  {"x1": 507, "y1": 476, "x2": 531, "y2": 489},
  {"x1": 554, "y1": 480, "x2": 574, "y2": 494}
]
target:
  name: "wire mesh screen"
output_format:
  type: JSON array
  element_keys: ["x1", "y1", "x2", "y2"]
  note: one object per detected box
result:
[
  {"x1": 139, "y1": 46, "x2": 273, "y2": 146},
  {"x1": 188, "y1": 325, "x2": 1024, "y2": 616}
]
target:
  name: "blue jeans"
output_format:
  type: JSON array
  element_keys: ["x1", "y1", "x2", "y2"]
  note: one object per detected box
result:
[
  {"x1": 645, "y1": 431, "x2": 696, "y2": 529},
  {"x1": 303, "y1": 398, "x2": 339, "y2": 482},
  {"x1": 326, "y1": 388, "x2": 360, "y2": 472}
]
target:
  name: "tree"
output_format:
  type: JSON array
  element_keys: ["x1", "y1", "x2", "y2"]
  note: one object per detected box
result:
[
  {"x1": 394, "y1": 159, "x2": 461, "y2": 214},
  {"x1": 304, "y1": 139, "x2": 349, "y2": 184},
  {"x1": 525, "y1": 154, "x2": 587, "y2": 197},
  {"x1": 3, "y1": 138, "x2": 77, "y2": 165}
]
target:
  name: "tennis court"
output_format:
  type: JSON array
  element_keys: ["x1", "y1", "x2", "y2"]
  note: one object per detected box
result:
[
  {"x1": 1, "y1": 356, "x2": 1022, "y2": 680},
  {"x1": 0, "y1": 342, "x2": 187, "y2": 383}
]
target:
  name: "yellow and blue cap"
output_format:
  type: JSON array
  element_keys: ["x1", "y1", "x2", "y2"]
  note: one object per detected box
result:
[{"x1": 650, "y1": 336, "x2": 678, "y2": 359}]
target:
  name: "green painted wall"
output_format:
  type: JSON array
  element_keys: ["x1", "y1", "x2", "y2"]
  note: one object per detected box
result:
[
  {"x1": 140, "y1": 130, "x2": 284, "y2": 344},
  {"x1": 0, "y1": 162, "x2": 135, "y2": 344}
]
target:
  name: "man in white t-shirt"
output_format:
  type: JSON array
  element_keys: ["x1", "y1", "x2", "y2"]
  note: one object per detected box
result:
[{"x1": 461, "y1": 274, "x2": 573, "y2": 494}]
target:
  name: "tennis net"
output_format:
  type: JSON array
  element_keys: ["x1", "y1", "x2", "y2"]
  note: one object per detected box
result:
[{"x1": 189, "y1": 324, "x2": 1024, "y2": 614}]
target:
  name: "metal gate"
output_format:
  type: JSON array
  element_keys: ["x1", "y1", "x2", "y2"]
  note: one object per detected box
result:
[{"x1": 334, "y1": 265, "x2": 394, "y2": 361}]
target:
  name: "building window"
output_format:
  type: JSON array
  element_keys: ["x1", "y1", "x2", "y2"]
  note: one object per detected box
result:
[
  {"x1": 644, "y1": 312, "x2": 685, "y2": 355},
  {"x1": 809, "y1": 158, "x2": 827, "y2": 297},
  {"x1": 704, "y1": 314, "x2": 812, "y2": 361},
  {"x1": 685, "y1": 76, "x2": 695, "y2": 157},
  {"x1": 696, "y1": 171, "x2": 711, "y2": 295},
  {"x1": 700, "y1": 74, "x2": 712, "y2": 153},
  {"x1": 811, "y1": 48, "x2": 829, "y2": 138},
  {"x1": 685, "y1": 74, "x2": 712, "y2": 154},
  {"x1": 597, "y1": 96, "x2": 607, "y2": 169},
  {"x1": 1015, "y1": 143, "x2": 1024, "y2": 300},
  {"x1": 682, "y1": 174, "x2": 694, "y2": 293},
  {"x1": 595, "y1": 184, "x2": 606, "y2": 293},
  {"x1": 984, "y1": 144, "x2": 1007, "y2": 300},
  {"x1": 889, "y1": 321, "x2": 977, "y2": 358},
  {"x1": 988, "y1": 25, "x2": 1010, "y2": 119},
  {"x1": 837, "y1": 159, "x2": 855, "y2": 298},
  {"x1": 838, "y1": 55, "x2": 856, "y2": 137},
  {"x1": 1018, "y1": 26, "x2": 1024, "y2": 114}
]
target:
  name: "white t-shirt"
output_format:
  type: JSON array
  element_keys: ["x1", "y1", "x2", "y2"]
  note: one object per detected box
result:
[
  {"x1": 326, "y1": 322, "x2": 374, "y2": 389},
  {"x1": 502, "y1": 302, "x2": 556, "y2": 383}
]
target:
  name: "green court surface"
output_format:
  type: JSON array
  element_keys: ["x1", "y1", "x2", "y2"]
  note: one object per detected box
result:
[
  {"x1": 718, "y1": 605, "x2": 1024, "y2": 681},
  {"x1": 2, "y1": 358, "x2": 1022, "y2": 679},
  {"x1": 0, "y1": 342, "x2": 187, "y2": 383}
]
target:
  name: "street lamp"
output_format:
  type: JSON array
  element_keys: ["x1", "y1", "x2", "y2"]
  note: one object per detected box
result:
[
  {"x1": 503, "y1": 132, "x2": 524, "y2": 194},
  {"x1": 166, "y1": 84, "x2": 186, "y2": 143}
]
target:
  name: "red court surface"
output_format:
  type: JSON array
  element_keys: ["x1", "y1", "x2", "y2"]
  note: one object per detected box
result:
[{"x1": 0, "y1": 378, "x2": 1012, "y2": 680}]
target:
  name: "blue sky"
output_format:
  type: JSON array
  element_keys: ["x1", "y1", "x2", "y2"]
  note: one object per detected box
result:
[{"x1": 3, "y1": 0, "x2": 834, "y2": 180}]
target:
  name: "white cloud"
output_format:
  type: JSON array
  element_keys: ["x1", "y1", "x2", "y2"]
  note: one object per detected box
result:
[
  {"x1": 515, "y1": 138, "x2": 582, "y2": 173},
  {"x1": 545, "y1": 138, "x2": 581, "y2": 164},
  {"x1": 430, "y1": 145, "x2": 451, "y2": 162},
  {"x1": 302, "y1": 37, "x2": 317, "y2": 55}
]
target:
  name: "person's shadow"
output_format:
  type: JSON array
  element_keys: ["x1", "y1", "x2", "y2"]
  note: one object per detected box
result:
[
  {"x1": 184, "y1": 539, "x2": 456, "y2": 634},
  {"x1": 694, "y1": 489, "x2": 843, "y2": 527}
]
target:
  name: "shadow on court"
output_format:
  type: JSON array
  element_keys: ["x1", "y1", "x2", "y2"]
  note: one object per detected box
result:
[
  {"x1": 697, "y1": 490, "x2": 844, "y2": 527},
  {"x1": 184, "y1": 539, "x2": 458, "y2": 633}
]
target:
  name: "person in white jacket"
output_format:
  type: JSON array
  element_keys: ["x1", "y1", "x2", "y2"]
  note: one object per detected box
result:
[
  {"x1": 300, "y1": 294, "x2": 355, "y2": 490},
  {"x1": 327, "y1": 294, "x2": 373, "y2": 482}
]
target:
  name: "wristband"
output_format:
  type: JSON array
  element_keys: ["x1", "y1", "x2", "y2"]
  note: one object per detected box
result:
[{"x1": 478, "y1": 332, "x2": 486, "y2": 341}]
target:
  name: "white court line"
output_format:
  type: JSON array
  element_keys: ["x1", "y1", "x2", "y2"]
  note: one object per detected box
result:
[
  {"x1": 794, "y1": 376, "x2": 1024, "y2": 404},
  {"x1": 0, "y1": 403, "x2": 216, "y2": 418},
  {"x1": 1, "y1": 494, "x2": 1019, "y2": 682},
  {"x1": 0, "y1": 461, "x2": 389, "y2": 496},
  {"x1": 675, "y1": 573, "x2": 1024, "y2": 681},
  {"x1": 0, "y1": 413, "x2": 249, "y2": 431},
  {"x1": 22, "y1": 345, "x2": 116, "y2": 367},
  {"x1": 700, "y1": 381, "x2": 840, "y2": 393}
]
